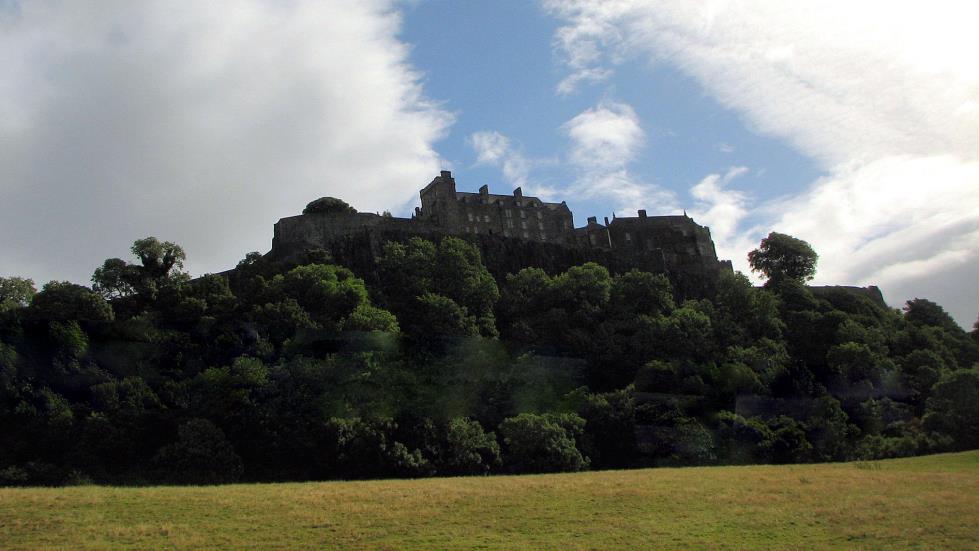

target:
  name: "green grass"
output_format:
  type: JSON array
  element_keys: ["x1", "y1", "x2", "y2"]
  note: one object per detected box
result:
[{"x1": 1, "y1": 451, "x2": 977, "y2": 550}]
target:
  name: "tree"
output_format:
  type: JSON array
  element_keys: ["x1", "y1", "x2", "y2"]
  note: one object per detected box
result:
[
  {"x1": 903, "y1": 298, "x2": 961, "y2": 333},
  {"x1": 273, "y1": 263, "x2": 367, "y2": 327},
  {"x1": 341, "y1": 304, "x2": 399, "y2": 333},
  {"x1": 574, "y1": 387, "x2": 637, "y2": 469},
  {"x1": 151, "y1": 419, "x2": 244, "y2": 484},
  {"x1": 0, "y1": 277, "x2": 36, "y2": 312},
  {"x1": 28, "y1": 281, "x2": 113, "y2": 323},
  {"x1": 408, "y1": 292, "x2": 477, "y2": 337},
  {"x1": 714, "y1": 411, "x2": 774, "y2": 464},
  {"x1": 323, "y1": 417, "x2": 430, "y2": 479},
  {"x1": 711, "y1": 271, "x2": 783, "y2": 346},
  {"x1": 608, "y1": 270, "x2": 674, "y2": 319},
  {"x1": 91, "y1": 258, "x2": 139, "y2": 299},
  {"x1": 302, "y1": 197, "x2": 357, "y2": 215},
  {"x1": 130, "y1": 237, "x2": 186, "y2": 280},
  {"x1": 498, "y1": 413, "x2": 589, "y2": 473},
  {"x1": 922, "y1": 369, "x2": 979, "y2": 450},
  {"x1": 437, "y1": 417, "x2": 501, "y2": 475},
  {"x1": 899, "y1": 350, "x2": 946, "y2": 411},
  {"x1": 748, "y1": 232, "x2": 818, "y2": 284},
  {"x1": 377, "y1": 237, "x2": 499, "y2": 338},
  {"x1": 92, "y1": 237, "x2": 188, "y2": 301}
]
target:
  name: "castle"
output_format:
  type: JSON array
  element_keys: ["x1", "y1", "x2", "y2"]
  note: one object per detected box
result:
[{"x1": 271, "y1": 171, "x2": 732, "y2": 297}]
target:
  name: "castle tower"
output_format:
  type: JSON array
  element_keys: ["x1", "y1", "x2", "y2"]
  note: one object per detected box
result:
[{"x1": 418, "y1": 170, "x2": 458, "y2": 226}]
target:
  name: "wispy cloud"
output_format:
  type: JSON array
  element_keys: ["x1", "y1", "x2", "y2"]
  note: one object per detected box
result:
[
  {"x1": 689, "y1": 167, "x2": 756, "y2": 270},
  {"x1": 562, "y1": 101, "x2": 676, "y2": 212},
  {"x1": 546, "y1": 0, "x2": 979, "y2": 325},
  {"x1": 556, "y1": 67, "x2": 613, "y2": 96},
  {"x1": 468, "y1": 130, "x2": 556, "y2": 196}
]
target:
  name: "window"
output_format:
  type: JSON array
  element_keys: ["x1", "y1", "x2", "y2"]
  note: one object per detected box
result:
[
  {"x1": 484, "y1": 215, "x2": 490, "y2": 222},
  {"x1": 503, "y1": 229, "x2": 511, "y2": 237},
  {"x1": 538, "y1": 221, "x2": 544, "y2": 230},
  {"x1": 624, "y1": 232, "x2": 631, "y2": 242},
  {"x1": 520, "y1": 211, "x2": 527, "y2": 219},
  {"x1": 507, "y1": 220, "x2": 514, "y2": 228},
  {"x1": 505, "y1": 210, "x2": 512, "y2": 218},
  {"x1": 536, "y1": 211, "x2": 543, "y2": 219},
  {"x1": 473, "y1": 227, "x2": 478, "y2": 234},
  {"x1": 464, "y1": 226, "x2": 470, "y2": 233},
  {"x1": 540, "y1": 233, "x2": 547, "y2": 241},
  {"x1": 521, "y1": 220, "x2": 527, "y2": 229},
  {"x1": 523, "y1": 231, "x2": 530, "y2": 239},
  {"x1": 589, "y1": 234, "x2": 597, "y2": 245},
  {"x1": 467, "y1": 212, "x2": 473, "y2": 222}
]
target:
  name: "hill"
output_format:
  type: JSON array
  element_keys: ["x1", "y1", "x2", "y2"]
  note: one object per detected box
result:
[
  {"x1": 1, "y1": 234, "x2": 979, "y2": 485},
  {"x1": 1, "y1": 451, "x2": 976, "y2": 550}
]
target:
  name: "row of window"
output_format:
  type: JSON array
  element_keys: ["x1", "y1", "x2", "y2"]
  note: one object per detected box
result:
[
  {"x1": 468, "y1": 213, "x2": 549, "y2": 231},
  {"x1": 471, "y1": 210, "x2": 544, "y2": 221},
  {"x1": 464, "y1": 226, "x2": 547, "y2": 241}
]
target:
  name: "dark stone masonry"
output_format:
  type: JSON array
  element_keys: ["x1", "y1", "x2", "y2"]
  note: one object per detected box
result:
[{"x1": 270, "y1": 171, "x2": 734, "y2": 298}]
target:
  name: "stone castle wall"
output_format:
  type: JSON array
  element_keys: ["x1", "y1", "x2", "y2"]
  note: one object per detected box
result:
[{"x1": 269, "y1": 171, "x2": 733, "y2": 299}]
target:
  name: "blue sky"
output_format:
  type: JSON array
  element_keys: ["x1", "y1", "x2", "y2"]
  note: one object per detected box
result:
[
  {"x1": 400, "y1": 1, "x2": 821, "y2": 223},
  {"x1": 1, "y1": 1, "x2": 976, "y2": 327}
]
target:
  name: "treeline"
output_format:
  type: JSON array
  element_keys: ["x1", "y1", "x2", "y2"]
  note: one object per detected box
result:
[{"x1": 0, "y1": 234, "x2": 977, "y2": 485}]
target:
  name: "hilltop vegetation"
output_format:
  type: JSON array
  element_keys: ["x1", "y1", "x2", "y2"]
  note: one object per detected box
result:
[
  {"x1": 0, "y1": 451, "x2": 976, "y2": 550},
  {"x1": 0, "y1": 235, "x2": 977, "y2": 484}
]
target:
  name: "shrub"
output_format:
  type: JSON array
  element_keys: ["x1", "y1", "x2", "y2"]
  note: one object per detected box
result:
[
  {"x1": 437, "y1": 417, "x2": 501, "y2": 476},
  {"x1": 152, "y1": 419, "x2": 244, "y2": 484},
  {"x1": 499, "y1": 413, "x2": 589, "y2": 474}
]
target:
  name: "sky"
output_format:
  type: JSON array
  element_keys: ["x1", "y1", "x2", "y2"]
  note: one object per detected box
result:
[{"x1": 1, "y1": 0, "x2": 977, "y2": 328}]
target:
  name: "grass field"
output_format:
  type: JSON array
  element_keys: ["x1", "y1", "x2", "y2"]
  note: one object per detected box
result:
[{"x1": 1, "y1": 451, "x2": 977, "y2": 550}]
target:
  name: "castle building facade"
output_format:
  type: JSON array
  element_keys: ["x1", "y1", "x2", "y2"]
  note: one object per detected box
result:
[
  {"x1": 416, "y1": 171, "x2": 574, "y2": 243},
  {"x1": 413, "y1": 171, "x2": 723, "y2": 268},
  {"x1": 271, "y1": 171, "x2": 731, "y2": 289}
]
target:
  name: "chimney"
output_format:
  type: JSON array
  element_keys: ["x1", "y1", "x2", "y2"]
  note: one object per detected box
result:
[
  {"x1": 479, "y1": 184, "x2": 489, "y2": 196},
  {"x1": 638, "y1": 209, "x2": 647, "y2": 219},
  {"x1": 604, "y1": 216, "x2": 610, "y2": 226},
  {"x1": 440, "y1": 170, "x2": 452, "y2": 179},
  {"x1": 587, "y1": 216, "x2": 597, "y2": 224},
  {"x1": 513, "y1": 187, "x2": 523, "y2": 198}
]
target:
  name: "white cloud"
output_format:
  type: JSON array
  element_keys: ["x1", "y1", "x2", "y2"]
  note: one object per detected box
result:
[
  {"x1": 468, "y1": 130, "x2": 547, "y2": 196},
  {"x1": 561, "y1": 100, "x2": 675, "y2": 212},
  {"x1": 564, "y1": 101, "x2": 644, "y2": 169},
  {"x1": 689, "y1": 166, "x2": 756, "y2": 270},
  {"x1": 0, "y1": 1, "x2": 452, "y2": 286},
  {"x1": 470, "y1": 131, "x2": 511, "y2": 166},
  {"x1": 547, "y1": 0, "x2": 979, "y2": 326},
  {"x1": 556, "y1": 67, "x2": 613, "y2": 96}
]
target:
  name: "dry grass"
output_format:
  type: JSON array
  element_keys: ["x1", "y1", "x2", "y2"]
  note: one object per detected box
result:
[{"x1": 1, "y1": 451, "x2": 977, "y2": 550}]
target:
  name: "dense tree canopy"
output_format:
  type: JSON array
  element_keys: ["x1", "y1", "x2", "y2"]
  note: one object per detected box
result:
[{"x1": 0, "y1": 232, "x2": 976, "y2": 486}]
